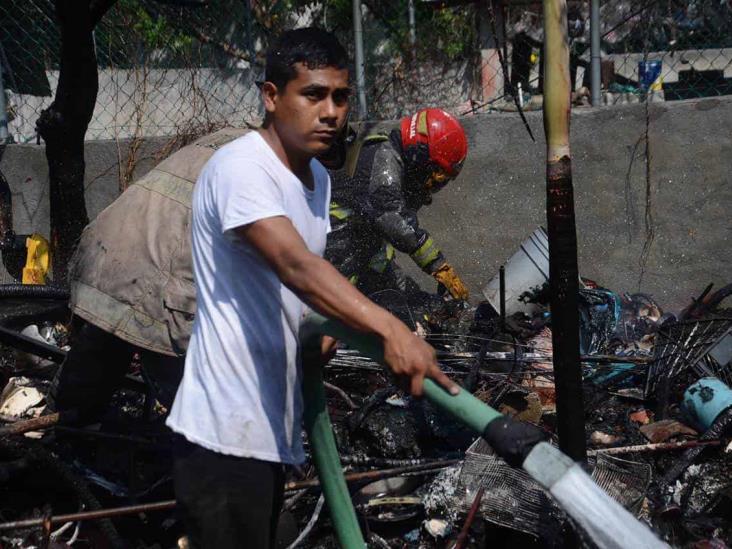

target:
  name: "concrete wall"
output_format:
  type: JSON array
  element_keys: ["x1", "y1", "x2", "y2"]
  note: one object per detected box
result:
[
  {"x1": 1, "y1": 96, "x2": 730, "y2": 311},
  {"x1": 0, "y1": 137, "x2": 170, "y2": 244},
  {"x1": 400, "y1": 96, "x2": 731, "y2": 312}
]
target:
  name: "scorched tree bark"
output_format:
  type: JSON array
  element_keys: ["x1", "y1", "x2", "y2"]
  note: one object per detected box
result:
[{"x1": 36, "y1": 0, "x2": 117, "y2": 283}]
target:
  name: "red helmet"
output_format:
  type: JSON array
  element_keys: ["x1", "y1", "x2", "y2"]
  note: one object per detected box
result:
[{"x1": 400, "y1": 108, "x2": 468, "y2": 178}]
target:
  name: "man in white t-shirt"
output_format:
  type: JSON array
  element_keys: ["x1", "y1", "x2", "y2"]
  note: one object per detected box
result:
[{"x1": 166, "y1": 28, "x2": 457, "y2": 548}]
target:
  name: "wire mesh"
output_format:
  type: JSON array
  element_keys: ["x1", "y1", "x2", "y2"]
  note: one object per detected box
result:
[
  {"x1": 646, "y1": 318, "x2": 732, "y2": 398},
  {"x1": 353, "y1": 0, "x2": 482, "y2": 119},
  {"x1": 590, "y1": 453, "x2": 651, "y2": 515},
  {"x1": 601, "y1": 0, "x2": 732, "y2": 102},
  {"x1": 456, "y1": 437, "x2": 565, "y2": 540},
  {"x1": 0, "y1": 0, "x2": 730, "y2": 143},
  {"x1": 456, "y1": 437, "x2": 652, "y2": 541}
]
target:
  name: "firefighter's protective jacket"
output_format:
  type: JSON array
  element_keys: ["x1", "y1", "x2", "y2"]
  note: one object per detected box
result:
[
  {"x1": 69, "y1": 128, "x2": 250, "y2": 356},
  {"x1": 326, "y1": 130, "x2": 445, "y2": 281}
]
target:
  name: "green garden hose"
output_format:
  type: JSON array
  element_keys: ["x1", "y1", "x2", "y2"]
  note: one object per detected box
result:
[
  {"x1": 299, "y1": 314, "x2": 504, "y2": 549},
  {"x1": 301, "y1": 313, "x2": 503, "y2": 430},
  {"x1": 301, "y1": 339, "x2": 366, "y2": 549},
  {"x1": 300, "y1": 313, "x2": 666, "y2": 549}
]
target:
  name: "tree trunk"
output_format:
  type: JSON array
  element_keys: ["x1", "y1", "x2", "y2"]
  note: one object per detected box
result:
[
  {"x1": 542, "y1": 0, "x2": 587, "y2": 461},
  {"x1": 36, "y1": 0, "x2": 113, "y2": 284}
]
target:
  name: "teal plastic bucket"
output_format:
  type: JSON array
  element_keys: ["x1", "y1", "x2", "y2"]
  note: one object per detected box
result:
[{"x1": 682, "y1": 377, "x2": 732, "y2": 431}]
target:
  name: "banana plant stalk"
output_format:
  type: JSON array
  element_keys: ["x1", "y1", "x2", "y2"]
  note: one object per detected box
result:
[{"x1": 543, "y1": 0, "x2": 587, "y2": 461}]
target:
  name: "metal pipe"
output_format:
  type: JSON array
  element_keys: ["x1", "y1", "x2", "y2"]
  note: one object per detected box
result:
[
  {"x1": 0, "y1": 501, "x2": 177, "y2": 531},
  {"x1": 454, "y1": 486, "x2": 485, "y2": 549},
  {"x1": 283, "y1": 459, "x2": 459, "y2": 490},
  {"x1": 339, "y1": 454, "x2": 463, "y2": 467},
  {"x1": 0, "y1": 325, "x2": 68, "y2": 365},
  {"x1": 0, "y1": 59, "x2": 9, "y2": 142},
  {"x1": 590, "y1": 0, "x2": 602, "y2": 105},
  {"x1": 352, "y1": 0, "x2": 368, "y2": 118},
  {"x1": 581, "y1": 355, "x2": 652, "y2": 364},
  {"x1": 323, "y1": 381, "x2": 358, "y2": 410},
  {"x1": 588, "y1": 439, "x2": 722, "y2": 456},
  {"x1": 286, "y1": 494, "x2": 324, "y2": 549},
  {"x1": 0, "y1": 460, "x2": 459, "y2": 531},
  {"x1": 499, "y1": 265, "x2": 506, "y2": 329}
]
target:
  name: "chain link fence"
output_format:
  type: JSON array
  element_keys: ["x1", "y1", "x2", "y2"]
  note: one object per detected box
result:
[
  {"x1": 478, "y1": 0, "x2": 732, "y2": 110},
  {"x1": 351, "y1": 1, "x2": 481, "y2": 119},
  {"x1": 1, "y1": 0, "x2": 731, "y2": 143},
  {"x1": 601, "y1": 0, "x2": 732, "y2": 103},
  {"x1": 1, "y1": 0, "x2": 264, "y2": 143}
]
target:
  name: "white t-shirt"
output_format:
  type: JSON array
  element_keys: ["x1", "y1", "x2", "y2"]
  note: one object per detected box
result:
[{"x1": 166, "y1": 131, "x2": 331, "y2": 464}]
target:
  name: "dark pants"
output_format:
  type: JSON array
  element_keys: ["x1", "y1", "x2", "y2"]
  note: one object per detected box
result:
[
  {"x1": 47, "y1": 316, "x2": 184, "y2": 421},
  {"x1": 173, "y1": 435, "x2": 285, "y2": 549}
]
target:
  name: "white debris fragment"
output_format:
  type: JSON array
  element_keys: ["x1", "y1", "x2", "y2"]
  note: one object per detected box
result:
[
  {"x1": 591, "y1": 430, "x2": 622, "y2": 446},
  {"x1": 424, "y1": 518, "x2": 452, "y2": 539},
  {"x1": 0, "y1": 376, "x2": 45, "y2": 418},
  {"x1": 0, "y1": 376, "x2": 48, "y2": 438}
]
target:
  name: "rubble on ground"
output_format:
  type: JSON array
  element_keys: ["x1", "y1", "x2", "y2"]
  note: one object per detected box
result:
[{"x1": 0, "y1": 275, "x2": 730, "y2": 548}]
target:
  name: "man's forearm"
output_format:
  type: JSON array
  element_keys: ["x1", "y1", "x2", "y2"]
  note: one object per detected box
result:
[
  {"x1": 239, "y1": 216, "x2": 457, "y2": 396},
  {"x1": 237, "y1": 216, "x2": 403, "y2": 342},
  {"x1": 278, "y1": 252, "x2": 398, "y2": 340}
]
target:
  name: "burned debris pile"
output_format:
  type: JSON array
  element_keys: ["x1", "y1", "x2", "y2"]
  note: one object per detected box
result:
[{"x1": 0, "y1": 274, "x2": 731, "y2": 548}]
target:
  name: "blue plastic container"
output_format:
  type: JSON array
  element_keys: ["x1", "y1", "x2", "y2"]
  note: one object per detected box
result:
[
  {"x1": 682, "y1": 377, "x2": 732, "y2": 431},
  {"x1": 638, "y1": 61, "x2": 663, "y2": 91}
]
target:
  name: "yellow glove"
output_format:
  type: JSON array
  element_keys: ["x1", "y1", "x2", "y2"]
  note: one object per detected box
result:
[
  {"x1": 433, "y1": 263, "x2": 469, "y2": 301},
  {"x1": 22, "y1": 233, "x2": 50, "y2": 285}
]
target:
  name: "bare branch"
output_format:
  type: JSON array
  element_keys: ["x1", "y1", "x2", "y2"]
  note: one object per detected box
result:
[{"x1": 191, "y1": 29, "x2": 263, "y2": 66}]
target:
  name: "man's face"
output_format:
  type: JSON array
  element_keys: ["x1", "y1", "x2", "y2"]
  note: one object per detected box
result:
[{"x1": 267, "y1": 63, "x2": 350, "y2": 157}]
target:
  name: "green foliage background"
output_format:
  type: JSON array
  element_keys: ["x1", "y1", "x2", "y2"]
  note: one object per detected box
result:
[{"x1": 92, "y1": 0, "x2": 477, "y2": 68}]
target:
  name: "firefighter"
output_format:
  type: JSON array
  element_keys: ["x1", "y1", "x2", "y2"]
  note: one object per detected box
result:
[{"x1": 326, "y1": 108, "x2": 470, "y2": 302}]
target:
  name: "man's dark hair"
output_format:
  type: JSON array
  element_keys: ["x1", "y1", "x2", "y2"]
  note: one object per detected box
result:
[{"x1": 265, "y1": 28, "x2": 348, "y2": 89}]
